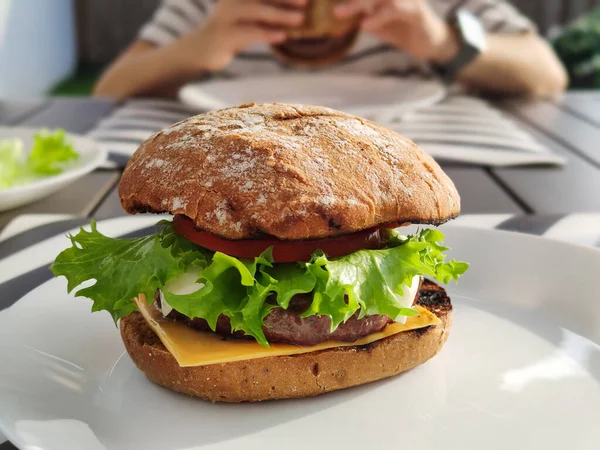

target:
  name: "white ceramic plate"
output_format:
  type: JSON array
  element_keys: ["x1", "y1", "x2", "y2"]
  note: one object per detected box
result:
[
  {"x1": 0, "y1": 128, "x2": 107, "y2": 212},
  {"x1": 179, "y1": 75, "x2": 446, "y2": 118},
  {"x1": 1, "y1": 225, "x2": 600, "y2": 450}
]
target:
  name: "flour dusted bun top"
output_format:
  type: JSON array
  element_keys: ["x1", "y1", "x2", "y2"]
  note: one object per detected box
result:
[{"x1": 119, "y1": 103, "x2": 460, "y2": 240}]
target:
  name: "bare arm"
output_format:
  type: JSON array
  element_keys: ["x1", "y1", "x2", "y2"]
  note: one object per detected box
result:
[
  {"x1": 93, "y1": 39, "x2": 206, "y2": 100},
  {"x1": 336, "y1": 0, "x2": 568, "y2": 97},
  {"x1": 93, "y1": 0, "x2": 306, "y2": 100},
  {"x1": 433, "y1": 30, "x2": 568, "y2": 97}
]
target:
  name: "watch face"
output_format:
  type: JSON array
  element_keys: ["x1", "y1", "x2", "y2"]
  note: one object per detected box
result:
[{"x1": 456, "y1": 9, "x2": 487, "y2": 52}]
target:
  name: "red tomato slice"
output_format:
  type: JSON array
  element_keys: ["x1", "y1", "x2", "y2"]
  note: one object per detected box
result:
[{"x1": 172, "y1": 215, "x2": 381, "y2": 262}]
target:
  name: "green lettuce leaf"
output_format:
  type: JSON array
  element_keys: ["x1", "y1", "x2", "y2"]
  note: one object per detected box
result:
[
  {"x1": 162, "y1": 249, "x2": 319, "y2": 347},
  {"x1": 51, "y1": 222, "x2": 208, "y2": 322},
  {"x1": 0, "y1": 129, "x2": 78, "y2": 189},
  {"x1": 52, "y1": 222, "x2": 469, "y2": 346},
  {"x1": 26, "y1": 129, "x2": 78, "y2": 175},
  {"x1": 0, "y1": 138, "x2": 24, "y2": 189}
]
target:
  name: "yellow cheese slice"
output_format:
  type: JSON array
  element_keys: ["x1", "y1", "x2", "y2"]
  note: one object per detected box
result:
[{"x1": 135, "y1": 298, "x2": 441, "y2": 368}]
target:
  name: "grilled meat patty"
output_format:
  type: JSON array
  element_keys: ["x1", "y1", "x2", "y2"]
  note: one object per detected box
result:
[
  {"x1": 273, "y1": 30, "x2": 358, "y2": 61},
  {"x1": 154, "y1": 279, "x2": 422, "y2": 346}
]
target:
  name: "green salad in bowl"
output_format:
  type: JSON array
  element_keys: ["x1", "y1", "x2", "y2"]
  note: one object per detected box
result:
[{"x1": 0, "y1": 129, "x2": 79, "y2": 190}]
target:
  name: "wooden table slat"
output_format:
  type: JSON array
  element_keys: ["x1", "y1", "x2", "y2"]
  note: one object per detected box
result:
[
  {"x1": 432, "y1": 166, "x2": 525, "y2": 214},
  {"x1": 0, "y1": 99, "x2": 48, "y2": 126},
  {"x1": 14, "y1": 98, "x2": 115, "y2": 134},
  {"x1": 555, "y1": 91, "x2": 600, "y2": 127},
  {"x1": 92, "y1": 182, "x2": 123, "y2": 220},
  {"x1": 0, "y1": 172, "x2": 120, "y2": 228},
  {"x1": 503, "y1": 99, "x2": 600, "y2": 168},
  {"x1": 492, "y1": 112, "x2": 600, "y2": 213}
]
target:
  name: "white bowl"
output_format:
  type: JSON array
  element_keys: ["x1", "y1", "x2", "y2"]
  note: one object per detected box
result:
[{"x1": 0, "y1": 127, "x2": 107, "y2": 212}]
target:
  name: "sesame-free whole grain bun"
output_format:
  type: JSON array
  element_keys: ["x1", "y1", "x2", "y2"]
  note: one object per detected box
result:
[
  {"x1": 119, "y1": 103, "x2": 460, "y2": 240},
  {"x1": 120, "y1": 280, "x2": 452, "y2": 402}
]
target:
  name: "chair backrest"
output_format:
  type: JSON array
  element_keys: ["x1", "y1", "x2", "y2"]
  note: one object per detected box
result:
[
  {"x1": 76, "y1": 0, "x2": 161, "y2": 65},
  {"x1": 75, "y1": 0, "x2": 600, "y2": 65}
]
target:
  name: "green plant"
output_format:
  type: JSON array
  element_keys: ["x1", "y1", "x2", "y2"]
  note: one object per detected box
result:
[{"x1": 553, "y1": 7, "x2": 600, "y2": 88}]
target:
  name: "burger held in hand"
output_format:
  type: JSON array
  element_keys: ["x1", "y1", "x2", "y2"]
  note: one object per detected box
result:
[
  {"x1": 272, "y1": 0, "x2": 361, "y2": 66},
  {"x1": 52, "y1": 103, "x2": 468, "y2": 402}
]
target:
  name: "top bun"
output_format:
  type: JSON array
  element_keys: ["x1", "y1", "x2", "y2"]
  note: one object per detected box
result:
[{"x1": 119, "y1": 103, "x2": 460, "y2": 241}]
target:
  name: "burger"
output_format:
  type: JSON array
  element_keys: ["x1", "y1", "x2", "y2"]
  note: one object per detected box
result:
[
  {"x1": 52, "y1": 103, "x2": 468, "y2": 402},
  {"x1": 272, "y1": 0, "x2": 360, "y2": 66}
]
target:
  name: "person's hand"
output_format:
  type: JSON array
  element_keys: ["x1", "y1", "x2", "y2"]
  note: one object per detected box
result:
[
  {"x1": 334, "y1": 0, "x2": 460, "y2": 63},
  {"x1": 184, "y1": 0, "x2": 308, "y2": 72}
]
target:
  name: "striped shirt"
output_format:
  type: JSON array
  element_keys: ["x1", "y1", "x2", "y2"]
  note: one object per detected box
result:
[{"x1": 139, "y1": 0, "x2": 534, "y2": 77}]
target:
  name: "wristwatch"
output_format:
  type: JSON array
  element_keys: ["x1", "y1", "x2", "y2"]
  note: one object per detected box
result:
[{"x1": 433, "y1": 9, "x2": 487, "y2": 80}]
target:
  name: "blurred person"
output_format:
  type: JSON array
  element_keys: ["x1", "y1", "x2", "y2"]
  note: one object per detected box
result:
[{"x1": 93, "y1": 0, "x2": 568, "y2": 100}]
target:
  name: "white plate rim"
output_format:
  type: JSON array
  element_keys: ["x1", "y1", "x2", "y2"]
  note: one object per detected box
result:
[
  {"x1": 178, "y1": 74, "x2": 447, "y2": 114},
  {"x1": 0, "y1": 127, "x2": 107, "y2": 195},
  {"x1": 1, "y1": 224, "x2": 599, "y2": 450}
]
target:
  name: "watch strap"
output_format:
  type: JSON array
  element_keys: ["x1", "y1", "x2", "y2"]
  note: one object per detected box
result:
[{"x1": 433, "y1": 9, "x2": 486, "y2": 81}]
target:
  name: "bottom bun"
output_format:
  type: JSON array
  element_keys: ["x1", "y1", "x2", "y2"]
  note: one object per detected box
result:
[
  {"x1": 270, "y1": 29, "x2": 359, "y2": 68},
  {"x1": 120, "y1": 280, "x2": 452, "y2": 403}
]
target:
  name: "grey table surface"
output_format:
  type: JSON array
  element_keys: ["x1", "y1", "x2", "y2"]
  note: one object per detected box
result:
[
  {"x1": 0, "y1": 171, "x2": 120, "y2": 229},
  {"x1": 495, "y1": 96, "x2": 600, "y2": 213},
  {"x1": 0, "y1": 98, "x2": 120, "y2": 228},
  {"x1": 2, "y1": 92, "x2": 600, "y2": 232},
  {"x1": 0, "y1": 92, "x2": 600, "y2": 450}
]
